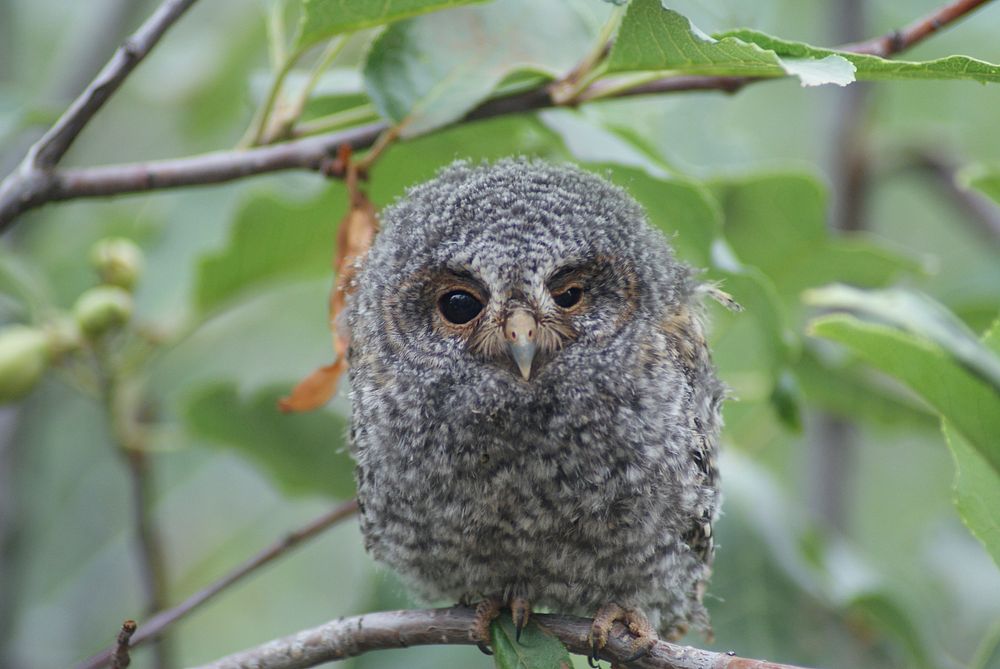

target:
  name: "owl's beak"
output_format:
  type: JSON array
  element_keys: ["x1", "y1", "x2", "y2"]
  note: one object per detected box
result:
[{"x1": 504, "y1": 309, "x2": 538, "y2": 380}]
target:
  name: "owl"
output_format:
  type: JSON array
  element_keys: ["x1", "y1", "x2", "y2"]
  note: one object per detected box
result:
[{"x1": 346, "y1": 159, "x2": 724, "y2": 662}]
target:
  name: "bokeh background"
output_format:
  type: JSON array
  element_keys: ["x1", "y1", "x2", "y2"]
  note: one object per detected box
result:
[{"x1": 1, "y1": 1, "x2": 999, "y2": 668}]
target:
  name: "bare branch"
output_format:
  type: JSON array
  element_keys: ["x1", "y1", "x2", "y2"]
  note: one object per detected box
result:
[
  {"x1": 187, "y1": 607, "x2": 811, "y2": 669},
  {"x1": 1, "y1": 0, "x2": 995, "y2": 230},
  {"x1": 94, "y1": 346, "x2": 172, "y2": 669},
  {"x1": 842, "y1": 0, "x2": 994, "y2": 56},
  {"x1": 30, "y1": 0, "x2": 199, "y2": 168},
  {"x1": 110, "y1": 620, "x2": 137, "y2": 669},
  {"x1": 0, "y1": 122, "x2": 385, "y2": 228},
  {"x1": 907, "y1": 148, "x2": 1000, "y2": 245},
  {"x1": 74, "y1": 500, "x2": 359, "y2": 669}
]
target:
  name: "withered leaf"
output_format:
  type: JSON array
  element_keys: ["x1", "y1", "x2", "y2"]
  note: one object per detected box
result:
[{"x1": 280, "y1": 177, "x2": 378, "y2": 413}]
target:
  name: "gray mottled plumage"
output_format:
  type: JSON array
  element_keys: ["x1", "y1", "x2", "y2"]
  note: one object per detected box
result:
[{"x1": 347, "y1": 159, "x2": 724, "y2": 638}]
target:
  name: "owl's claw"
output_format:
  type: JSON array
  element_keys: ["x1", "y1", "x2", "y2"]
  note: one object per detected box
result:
[
  {"x1": 470, "y1": 597, "x2": 502, "y2": 654},
  {"x1": 511, "y1": 596, "x2": 532, "y2": 642},
  {"x1": 589, "y1": 603, "x2": 658, "y2": 666},
  {"x1": 469, "y1": 594, "x2": 534, "y2": 652}
]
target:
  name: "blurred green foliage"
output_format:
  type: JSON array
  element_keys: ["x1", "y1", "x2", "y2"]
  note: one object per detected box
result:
[{"x1": 1, "y1": 1, "x2": 999, "y2": 668}]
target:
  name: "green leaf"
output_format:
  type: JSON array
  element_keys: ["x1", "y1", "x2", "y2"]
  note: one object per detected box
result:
[
  {"x1": 366, "y1": 115, "x2": 571, "y2": 205},
  {"x1": 960, "y1": 164, "x2": 1000, "y2": 206},
  {"x1": 804, "y1": 285, "x2": 1000, "y2": 395},
  {"x1": 608, "y1": 0, "x2": 855, "y2": 87},
  {"x1": 195, "y1": 186, "x2": 345, "y2": 314},
  {"x1": 490, "y1": 617, "x2": 572, "y2": 669},
  {"x1": 943, "y1": 420, "x2": 1000, "y2": 567},
  {"x1": 608, "y1": 0, "x2": 1000, "y2": 86},
  {"x1": 808, "y1": 314, "x2": 1000, "y2": 477},
  {"x1": 809, "y1": 307, "x2": 1000, "y2": 566},
  {"x1": 184, "y1": 383, "x2": 355, "y2": 499},
  {"x1": 363, "y1": 0, "x2": 597, "y2": 137},
  {"x1": 713, "y1": 173, "x2": 922, "y2": 310},
  {"x1": 726, "y1": 28, "x2": 1000, "y2": 84},
  {"x1": 769, "y1": 369, "x2": 803, "y2": 432},
  {"x1": 794, "y1": 345, "x2": 936, "y2": 429},
  {"x1": 294, "y1": 0, "x2": 488, "y2": 51}
]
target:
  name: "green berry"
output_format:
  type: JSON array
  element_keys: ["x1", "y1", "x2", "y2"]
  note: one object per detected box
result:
[
  {"x1": 90, "y1": 237, "x2": 144, "y2": 290},
  {"x1": 0, "y1": 325, "x2": 51, "y2": 402},
  {"x1": 74, "y1": 285, "x2": 133, "y2": 338}
]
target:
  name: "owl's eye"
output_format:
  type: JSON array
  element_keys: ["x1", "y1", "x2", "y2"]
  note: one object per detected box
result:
[
  {"x1": 439, "y1": 290, "x2": 483, "y2": 324},
  {"x1": 552, "y1": 286, "x2": 583, "y2": 309}
]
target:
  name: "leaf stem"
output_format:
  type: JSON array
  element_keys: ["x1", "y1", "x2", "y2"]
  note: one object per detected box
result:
[
  {"x1": 291, "y1": 105, "x2": 379, "y2": 138},
  {"x1": 278, "y1": 36, "x2": 349, "y2": 138},
  {"x1": 266, "y1": 0, "x2": 287, "y2": 69},
  {"x1": 550, "y1": 5, "x2": 624, "y2": 104},
  {"x1": 240, "y1": 51, "x2": 300, "y2": 148}
]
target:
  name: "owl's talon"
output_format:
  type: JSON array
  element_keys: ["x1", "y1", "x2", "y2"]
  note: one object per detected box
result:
[
  {"x1": 470, "y1": 596, "x2": 503, "y2": 653},
  {"x1": 587, "y1": 650, "x2": 602, "y2": 668},
  {"x1": 589, "y1": 603, "x2": 658, "y2": 667},
  {"x1": 510, "y1": 596, "x2": 532, "y2": 642}
]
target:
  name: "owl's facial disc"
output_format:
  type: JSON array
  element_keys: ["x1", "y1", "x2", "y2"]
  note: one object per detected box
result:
[{"x1": 504, "y1": 309, "x2": 537, "y2": 380}]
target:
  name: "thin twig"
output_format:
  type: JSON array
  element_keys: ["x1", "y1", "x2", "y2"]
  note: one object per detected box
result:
[
  {"x1": 842, "y1": 0, "x2": 994, "y2": 56},
  {"x1": 0, "y1": 0, "x2": 994, "y2": 228},
  {"x1": 110, "y1": 620, "x2": 137, "y2": 669},
  {"x1": 28, "y1": 0, "x2": 199, "y2": 168},
  {"x1": 95, "y1": 349, "x2": 171, "y2": 669},
  {"x1": 188, "y1": 607, "x2": 811, "y2": 669},
  {"x1": 907, "y1": 148, "x2": 1000, "y2": 245},
  {"x1": 74, "y1": 500, "x2": 359, "y2": 669}
]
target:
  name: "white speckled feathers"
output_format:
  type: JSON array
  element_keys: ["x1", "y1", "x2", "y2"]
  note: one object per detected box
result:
[{"x1": 347, "y1": 159, "x2": 724, "y2": 638}]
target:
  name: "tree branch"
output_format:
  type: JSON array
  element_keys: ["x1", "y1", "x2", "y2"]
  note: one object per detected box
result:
[
  {"x1": 188, "y1": 607, "x2": 811, "y2": 669},
  {"x1": 28, "y1": 0, "x2": 199, "y2": 168},
  {"x1": 841, "y1": 0, "x2": 994, "y2": 57},
  {"x1": 110, "y1": 620, "x2": 137, "y2": 669},
  {"x1": 74, "y1": 499, "x2": 359, "y2": 669},
  {"x1": 0, "y1": 0, "x2": 199, "y2": 227},
  {"x1": 907, "y1": 148, "x2": 1000, "y2": 245},
  {"x1": 0, "y1": 0, "x2": 994, "y2": 230},
  {"x1": 95, "y1": 350, "x2": 172, "y2": 669}
]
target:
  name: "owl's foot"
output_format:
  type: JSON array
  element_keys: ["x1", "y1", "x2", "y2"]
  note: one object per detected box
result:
[
  {"x1": 468, "y1": 594, "x2": 535, "y2": 654},
  {"x1": 510, "y1": 595, "x2": 532, "y2": 641},
  {"x1": 471, "y1": 597, "x2": 502, "y2": 655},
  {"x1": 588, "y1": 603, "x2": 658, "y2": 667}
]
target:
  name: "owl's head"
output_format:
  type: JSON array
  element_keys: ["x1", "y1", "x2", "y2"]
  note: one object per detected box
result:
[{"x1": 350, "y1": 159, "x2": 693, "y2": 388}]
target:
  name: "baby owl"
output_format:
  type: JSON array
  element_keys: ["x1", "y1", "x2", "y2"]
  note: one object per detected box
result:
[{"x1": 347, "y1": 159, "x2": 724, "y2": 660}]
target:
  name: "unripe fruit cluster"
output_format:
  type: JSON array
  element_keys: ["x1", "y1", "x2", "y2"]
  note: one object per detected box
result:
[{"x1": 0, "y1": 237, "x2": 144, "y2": 403}]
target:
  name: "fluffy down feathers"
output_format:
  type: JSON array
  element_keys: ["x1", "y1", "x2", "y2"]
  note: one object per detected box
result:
[{"x1": 347, "y1": 159, "x2": 724, "y2": 638}]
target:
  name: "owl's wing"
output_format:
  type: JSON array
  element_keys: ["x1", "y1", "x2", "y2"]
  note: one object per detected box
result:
[{"x1": 660, "y1": 302, "x2": 722, "y2": 567}]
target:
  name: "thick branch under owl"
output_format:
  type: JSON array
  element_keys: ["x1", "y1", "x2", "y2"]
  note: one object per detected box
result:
[{"x1": 190, "y1": 607, "x2": 810, "y2": 669}]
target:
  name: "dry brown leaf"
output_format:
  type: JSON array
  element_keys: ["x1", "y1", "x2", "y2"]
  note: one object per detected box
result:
[
  {"x1": 280, "y1": 160, "x2": 379, "y2": 413},
  {"x1": 278, "y1": 359, "x2": 347, "y2": 413}
]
